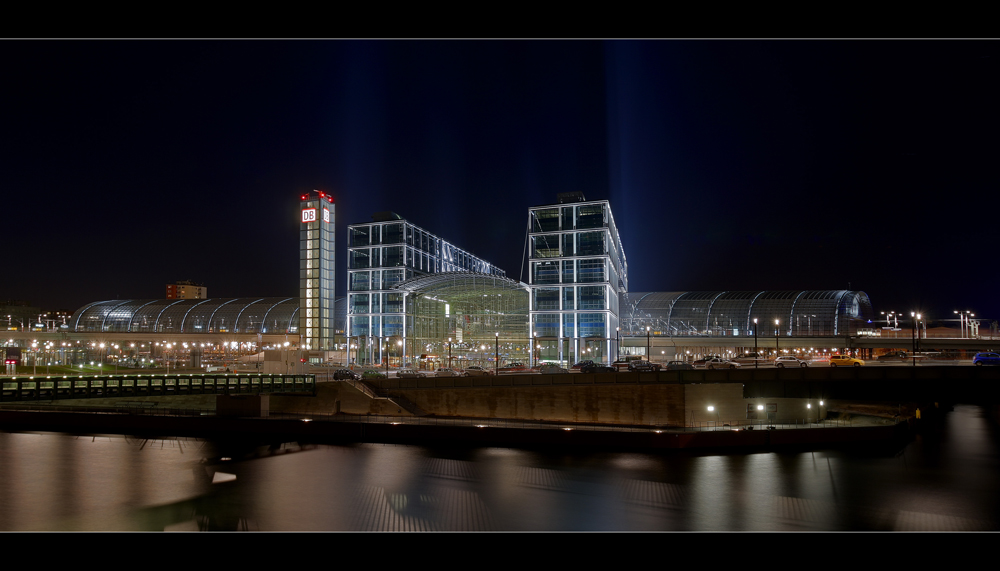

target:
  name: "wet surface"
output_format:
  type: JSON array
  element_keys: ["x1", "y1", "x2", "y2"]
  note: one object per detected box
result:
[{"x1": 1, "y1": 405, "x2": 998, "y2": 531}]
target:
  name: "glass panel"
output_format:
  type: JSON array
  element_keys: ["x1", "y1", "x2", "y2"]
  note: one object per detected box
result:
[
  {"x1": 563, "y1": 287, "x2": 575, "y2": 310},
  {"x1": 532, "y1": 261, "x2": 560, "y2": 284},
  {"x1": 531, "y1": 235, "x2": 560, "y2": 258},
  {"x1": 578, "y1": 313, "x2": 607, "y2": 338},
  {"x1": 350, "y1": 272, "x2": 370, "y2": 291},
  {"x1": 531, "y1": 209, "x2": 559, "y2": 233},
  {"x1": 349, "y1": 226, "x2": 370, "y2": 247},
  {"x1": 577, "y1": 259, "x2": 605, "y2": 283},
  {"x1": 578, "y1": 286, "x2": 606, "y2": 310},
  {"x1": 577, "y1": 232, "x2": 605, "y2": 256},
  {"x1": 576, "y1": 204, "x2": 605, "y2": 229},
  {"x1": 562, "y1": 260, "x2": 575, "y2": 283},
  {"x1": 383, "y1": 223, "x2": 404, "y2": 244},
  {"x1": 533, "y1": 288, "x2": 560, "y2": 311},
  {"x1": 532, "y1": 314, "x2": 560, "y2": 337}
]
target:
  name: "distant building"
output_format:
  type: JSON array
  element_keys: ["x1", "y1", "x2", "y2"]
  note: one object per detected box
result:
[
  {"x1": 528, "y1": 192, "x2": 629, "y2": 365},
  {"x1": 166, "y1": 280, "x2": 207, "y2": 299}
]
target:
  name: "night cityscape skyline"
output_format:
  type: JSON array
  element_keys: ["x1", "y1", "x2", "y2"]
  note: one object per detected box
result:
[{"x1": 3, "y1": 40, "x2": 998, "y2": 324}]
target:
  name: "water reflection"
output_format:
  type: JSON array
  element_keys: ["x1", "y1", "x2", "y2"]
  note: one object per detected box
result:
[{"x1": 1, "y1": 405, "x2": 998, "y2": 531}]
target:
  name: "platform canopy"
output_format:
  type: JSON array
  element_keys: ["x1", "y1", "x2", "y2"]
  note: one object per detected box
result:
[{"x1": 619, "y1": 290, "x2": 875, "y2": 337}]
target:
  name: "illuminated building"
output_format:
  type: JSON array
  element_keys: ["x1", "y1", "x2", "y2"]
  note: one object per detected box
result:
[
  {"x1": 299, "y1": 190, "x2": 335, "y2": 351},
  {"x1": 528, "y1": 192, "x2": 628, "y2": 365},
  {"x1": 166, "y1": 280, "x2": 207, "y2": 299},
  {"x1": 346, "y1": 211, "x2": 505, "y2": 365}
]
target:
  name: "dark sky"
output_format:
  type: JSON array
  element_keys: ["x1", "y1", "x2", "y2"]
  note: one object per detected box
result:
[{"x1": 2, "y1": 40, "x2": 998, "y2": 324}]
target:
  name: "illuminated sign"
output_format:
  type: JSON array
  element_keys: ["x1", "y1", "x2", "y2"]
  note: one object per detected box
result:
[
  {"x1": 301, "y1": 208, "x2": 317, "y2": 223},
  {"x1": 323, "y1": 207, "x2": 330, "y2": 223}
]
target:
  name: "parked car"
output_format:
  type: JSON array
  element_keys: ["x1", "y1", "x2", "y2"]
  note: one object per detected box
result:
[
  {"x1": 665, "y1": 361, "x2": 694, "y2": 370},
  {"x1": 396, "y1": 368, "x2": 425, "y2": 378},
  {"x1": 498, "y1": 362, "x2": 531, "y2": 374},
  {"x1": 877, "y1": 351, "x2": 909, "y2": 361},
  {"x1": 435, "y1": 368, "x2": 460, "y2": 377},
  {"x1": 613, "y1": 356, "x2": 646, "y2": 371},
  {"x1": 697, "y1": 357, "x2": 740, "y2": 370},
  {"x1": 361, "y1": 370, "x2": 387, "y2": 379},
  {"x1": 774, "y1": 356, "x2": 809, "y2": 368},
  {"x1": 829, "y1": 355, "x2": 864, "y2": 367},
  {"x1": 973, "y1": 352, "x2": 1000, "y2": 366},
  {"x1": 464, "y1": 366, "x2": 493, "y2": 376},
  {"x1": 692, "y1": 355, "x2": 722, "y2": 368},
  {"x1": 581, "y1": 363, "x2": 616, "y2": 373},
  {"x1": 538, "y1": 364, "x2": 570, "y2": 374},
  {"x1": 628, "y1": 360, "x2": 661, "y2": 372},
  {"x1": 570, "y1": 360, "x2": 594, "y2": 371},
  {"x1": 733, "y1": 352, "x2": 770, "y2": 365},
  {"x1": 333, "y1": 369, "x2": 360, "y2": 380}
]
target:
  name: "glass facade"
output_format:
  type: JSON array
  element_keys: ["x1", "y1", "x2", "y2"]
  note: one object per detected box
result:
[
  {"x1": 68, "y1": 298, "x2": 301, "y2": 334},
  {"x1": 619, "y1": 290, "x2": 876, "y2": 337},
  {"x1": 527, "y1": 195, "x2": 628, "y2": 365},
  {"x1": 299, "y1": 191, "x2": 335, "y2": 350},
  {"x1": 346, "y1": 213, "x2": 506, "y2": 365}
]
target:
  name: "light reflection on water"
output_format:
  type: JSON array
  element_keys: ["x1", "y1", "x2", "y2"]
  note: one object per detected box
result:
[{"x1": 1, "y1": 405, "x2": 999, "y2": 531}]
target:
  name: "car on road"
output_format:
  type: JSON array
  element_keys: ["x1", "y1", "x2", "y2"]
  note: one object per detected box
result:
[
  {"x1": 613, "y1": 356, "x2": 646, "y2": 371},
  {"x1": 581, "y1": 363, "x2": 616, "y2": 373},
  {"x1": 829, "y1": 355, "x2": 864, "y2": 367},
  {"x1": 696, "y1": 357, "x2": 740, "y2": 370},
  {"x1": 361, "y1": 370, "x2": 387, "y2": 379},
  {"x1": 877, "y1": 351, "x2": 909, "y2": 361},
  {"x1": 538, "y1": 364, "x2": 570, "y2": 374},
  {"x1": 774, "y1": 356, "x2": 809, "y2": 368},
  {"x1": 973, "y1": 352, "x2": 1000, "y2": 366},
  {"x1": 435, "y1": 368, "x2": 461, "y2": 377},
  {"x1": 665, "y1": 361, "x2": 695, "y2": 370},
  {"x1": 734, "y1": 352, "x2": 769, "y2": 366},
  {"x1": 499, "y1": 362, "x2": 531, "y2": 374},
  {"x1": 628, "y1": 360, "x2": 662, "y2": 372},
  {"x1": 464, "y1": 366, "x2": 493, "y2": 376},
  {"x1": 397, "y1": 368, "x2": 425, "y2": 378},
  {"x1": 570, "y1": 360, "x2": 594, "y2": 371},
  {"x1": 333, "y1": 369, "x2": 360, "y2": 380}
]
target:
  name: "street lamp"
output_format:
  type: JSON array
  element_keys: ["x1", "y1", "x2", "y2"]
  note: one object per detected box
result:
[
  {"x1": 616, "y1": 326, "x2": 620, "y2": 361},
  {"x1": 448, "y1": 337, "x2": 452, "y2": 370},
  {"x1": 911, "y1": 312, "x2": 921, "y2": 366},
  {"x1": 646, "y1": 326, "x2": 651, "y2": 363},
  {"x1": 753, "y1": 318, "x2": 758, "y2": 369},
  {"x1": 775, "y1": 319, "x2": 780, "y2": 358},
  {"x1": 495, "y1": 332, "x2": 499, "y2": 376}
]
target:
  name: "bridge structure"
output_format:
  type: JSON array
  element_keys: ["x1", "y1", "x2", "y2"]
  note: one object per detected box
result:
[{"x1": 0, "y1": 373, "x2": 315, "y2": 402}]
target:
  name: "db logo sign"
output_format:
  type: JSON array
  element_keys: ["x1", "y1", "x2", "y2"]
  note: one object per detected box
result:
[
  {"x1": 323, "y1": 207, "x2": 330, "y2": 223},
  {"x1": 301, "y1": 208, "x2": 317, "y2": 223}
]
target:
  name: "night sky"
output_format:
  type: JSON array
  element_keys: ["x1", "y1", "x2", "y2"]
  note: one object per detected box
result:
[{"x1": 2, "y1": 40, "x2": 998, "y2": 324}]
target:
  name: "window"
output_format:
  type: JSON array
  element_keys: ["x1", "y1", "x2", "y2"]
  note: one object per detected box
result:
[
  {"x1": 534, "y1": 288, "x2": 560, "y2": 311},
  {"x1": 532, "y1": 209, "x2": 559, "y2": 233},
  {"x1": 532, "y1": 261, "x2": 560, "y2": 284}
]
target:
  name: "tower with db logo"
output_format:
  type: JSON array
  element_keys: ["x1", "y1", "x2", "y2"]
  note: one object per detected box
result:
[{"x1": 299, "y1": 190, "x2": 335, "y2": 353}]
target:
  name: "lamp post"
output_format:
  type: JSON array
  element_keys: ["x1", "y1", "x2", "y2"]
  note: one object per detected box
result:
[
  {"x1": 448, "y1": 337, "x2": 452, "y2": 370},
  {"x1": 495, "y1": 332, "x2": 499, "y2": 376},
  {"x1": 616, "y1": 326, "x2": 620, "y2": 361},
  {"x1": 911, "y1": 312, "x2": 921, "y2": 366},
  {"x1": 775, "y1": 319, "x2": 780, "y2": 358},
  {"x1": 533, "y1": 332, "x2": 538, "y2": 367},
  {"x1": 753, "y1": 318, "x2": 758, "y2": 369},
  {"x1": 646, "y1": 326, "x2": 651, "y2": 363}
]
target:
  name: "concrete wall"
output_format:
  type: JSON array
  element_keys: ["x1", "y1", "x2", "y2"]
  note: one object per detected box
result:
[{"x1": 382, "y1": 383, "x2": 686, "y2": 425}]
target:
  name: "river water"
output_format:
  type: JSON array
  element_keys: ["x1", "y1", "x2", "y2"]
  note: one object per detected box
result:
[{"x1": 1, "y1": 404, "x2": 998, "y2": 531}]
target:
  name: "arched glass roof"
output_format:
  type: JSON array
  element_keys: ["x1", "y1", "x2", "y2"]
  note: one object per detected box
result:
[
  {"x1": 620, "y1": 290, "x2": 875, "y2": 337},
  {"x1": 68, "y1": 298, "x2": 300, "y2": 334}
]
